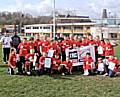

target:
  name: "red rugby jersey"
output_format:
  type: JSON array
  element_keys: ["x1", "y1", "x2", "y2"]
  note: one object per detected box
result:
[{"x1": 83, "y1": 57, "x2": 93, "y2": 70}]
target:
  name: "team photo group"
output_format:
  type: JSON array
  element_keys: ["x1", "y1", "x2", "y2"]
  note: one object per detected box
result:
[{"x1": 0, "y1": 32, "x2": 119, "y2": 77}]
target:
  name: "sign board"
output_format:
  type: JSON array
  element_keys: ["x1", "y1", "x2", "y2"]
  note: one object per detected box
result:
[
  {"x1": 48, "y1": 50, "x2": 54, "y2": 58},
  {"x1": 90, "y1": 27, "x2": 102, "y2": 40},
  {"x1": 102, "y1": 27, "x2": 109, "y2": 39},
  {"x1": 44, "y1": 58, "x2": 51, "y2": 68}
]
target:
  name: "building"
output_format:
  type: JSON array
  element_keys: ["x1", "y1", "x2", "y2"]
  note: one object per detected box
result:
[
  {"x1": 91, "y1": 9, "x2": 120, "y2": 40},
  {"x1": 24, "y1": 22, "x2": 96, "y2": 37},
  {"x1": 1, "y1": 24, "x2": 20, "y2": 34},
  {"x1": 91, "y1": 24, "x2": 120, "y2": 40},
  {"x1": 25, "y1": 24, "x2": 52, "y2": 37},
  {"x1": 102, "y1": 9, "x2": 108, "y2": 19},
  {"x1": 24, "y1": 15, "x2": 96, "y2": 37}
]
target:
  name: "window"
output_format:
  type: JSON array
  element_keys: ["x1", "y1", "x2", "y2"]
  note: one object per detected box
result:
[
  {"x1": 74, "y1": 34, "x2": 83, "y2": 36},
  {"x1": 26, "y1": 27, "x2": 31, "y2": 29},
  {"x1": 26, "y1": 33, "x2": 31, "y2": 36},
  {"x1": 33, "y1": 27, "x2": 39, "y2": 29},
  {"x1": 33, "y1": 33, "x2": 39, "y2": 36},
  {"x1": 63, "y1": 33, "x2": 69, "y2": 36},
  {"x1": 74, "y1": 26, "x2": 83, "y2": 30},
  {"x1": 86, "y1": 27, "x2": 90, "y2": 30},
  {"x1": 43, "y1": 27, "x2": 50, "y2": 29},
  {"x1": 57, "y1": 27, "x2": 61, "y2": 29},
  {"x1": 111, "y1": 33, "x2": 117, "y2": 38},
  {"x1": 63, "y1": 26, "x2": 71, "y2": 30},
  {"x1": 6, "y1": 29, "x2": 14, "y2": 33}
]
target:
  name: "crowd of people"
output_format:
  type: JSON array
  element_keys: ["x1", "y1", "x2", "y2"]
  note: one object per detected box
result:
[{"x1": 0, "y1": 32, "x2": 119, "y2": 77}]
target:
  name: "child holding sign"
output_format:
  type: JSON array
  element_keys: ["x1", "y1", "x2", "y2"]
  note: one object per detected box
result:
[
  {"x1": 39, "y1": 52, "x2": 52, "y2": 75},
  {"x1": 96, "y1": 58, "x2": 105, "y2": 75},
  {"x1": 38, "y1": 52, "x2": 47, "y2": 74},
  {"x1": 108, "y1": 55, "x2": 119, "y2": 77}
]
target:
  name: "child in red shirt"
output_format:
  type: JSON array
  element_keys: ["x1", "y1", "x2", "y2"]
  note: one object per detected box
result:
[
  {"x1": 108, "y1": 55, "x2": 119, "y2": 77},
  {"x1": 59, "y1": 58, "x2": 73, "y2": 75},
  {"x1": 18, "y1": 37, "x2": 29, "y2": 65},
  {"x1": 81, "y1": 37, "x2": 89, "y2": 46},
  {"x1": 65, "y1": 58, "x2": 73, "y2": 74},
  {"x1": 97, "y1": 40, "x2": 105, "y2": 59},
  {"x1": 47, "y1": 41, "x2": 60, "y2": 55},
  {"x1": 39, "y1": 52, "x2": 48, "y2": 69},
  {"x1": 28, "y1": 37, "x2": 36, "y2": 53},
  {"x1": 8, "y1": 48, "x2": 16, "y2": 75},
  {"x1": 25, "y1": 50, "x2": 35, "y2": 75},
  {"x1": 83, "y1": 53, "x2": 94, "y2": 76},
  {"x1": 105, "y1": 40, "x2": 114, "y2": 57},
  {"x1": 39, "y1": 36, "x2": 50, "y2": 54},
  {"x1": 51, "y1": 54, "x2": 61, "y2": 74},
  {"x1": 34, "y1": 34, "x2": 41, "y2": 53},
  {"x1": 38, "y1": 52, "x2": 52, "y2": 75},
  {"x1": 88, "y1": 35, "x2": 96, "y2": 46}
]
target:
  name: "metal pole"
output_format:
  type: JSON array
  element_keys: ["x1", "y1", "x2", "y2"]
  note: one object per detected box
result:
[
  {"x1": 20, "y1": 20, "x2": 22, "y2": 34},
  {"x1": 20, "y1": 14, "x2": 22, "y2": 34},
  {"x1": 53, "y1": 0, "x2": 56, "y2": 39}
]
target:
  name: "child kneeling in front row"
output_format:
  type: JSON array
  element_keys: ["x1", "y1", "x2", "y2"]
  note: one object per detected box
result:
[
  {"x1": 36, "y1": 52, "x2": 48, "y2": 75},
  {"x1": 8, "y1": 48, "x2": 17, "y2": 75},
  {"x1": 83, "y1": 53, "x2": 94, "y2": 76},
  {"x1": 96, "y1": 58, "x2": 105, "y2": 75},
  {"x1": 59, "y1": 58, "x2": 73, "y2": 76},
  {"x1": 107, "y1": 55, "x2": 119, "y2": 77}
]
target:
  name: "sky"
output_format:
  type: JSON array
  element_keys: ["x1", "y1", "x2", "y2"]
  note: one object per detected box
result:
[{"x1": 0, "y1": 0, "x2": 120, "y2": 18}]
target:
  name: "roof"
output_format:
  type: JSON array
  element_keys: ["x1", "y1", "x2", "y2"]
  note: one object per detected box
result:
[
  {"x1": 49, "y1": 15, "x2": 92, "y2": 24},
  {"x1": 24, "y1": 22, "x2": 97, "y2": 27},
  {"x1": 57, "y1": 15, "x2": 89, "y2": 18}
]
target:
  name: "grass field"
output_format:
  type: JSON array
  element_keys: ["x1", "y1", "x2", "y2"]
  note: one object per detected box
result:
[{"x1": 0, "y1": 45, "x2": 120, "y2": 97}]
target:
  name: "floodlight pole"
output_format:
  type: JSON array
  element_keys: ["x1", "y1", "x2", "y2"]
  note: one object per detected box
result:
[{"x1": 53, "y1": 0, "x2": 56, "y2": 39}]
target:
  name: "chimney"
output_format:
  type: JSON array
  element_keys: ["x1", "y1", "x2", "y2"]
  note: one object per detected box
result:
[{"x1": 102, "y1": 9, "x2": 107, "y2": 19}]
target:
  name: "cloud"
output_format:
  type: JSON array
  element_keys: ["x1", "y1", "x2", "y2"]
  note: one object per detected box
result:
[
  {"x1": 0, "y1": 0, "x2": 120, "y2": 18},
  {"x1": 87, "y1": 0, "x2": 120, "y2": 18},
  {"x1": 22, "y1": 0, "x2": 53, "y2": 16},
  {"x1": 0, "y1": 0, "x2": 53, "y2": 16}
]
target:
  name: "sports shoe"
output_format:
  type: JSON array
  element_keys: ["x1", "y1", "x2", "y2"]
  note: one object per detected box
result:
[
  {"x1": 62, "y1": 73, "x2": 65, "y2": 76},
  {"x1": 103, "y1": 73, "x2": 108, "y2": 76},
  {"x1": 27, "y1": 72, "x2": 31, "y2": 75}
]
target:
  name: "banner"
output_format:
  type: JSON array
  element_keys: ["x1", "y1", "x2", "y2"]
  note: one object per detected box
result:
[{"x1": 66, "y1": 46, "x2": 95, "y2": 66}]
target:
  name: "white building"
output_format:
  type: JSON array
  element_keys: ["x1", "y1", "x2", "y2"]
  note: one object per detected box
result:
[
  {"x1": 90, "y1": 25, "x2": 120, "y2": 39},
  {"x1": 24, "y1": 22, "x2": 96, "y2": 37},
  {"x1": 24, "y1": 24, "x2": 52, "y2": 37}
]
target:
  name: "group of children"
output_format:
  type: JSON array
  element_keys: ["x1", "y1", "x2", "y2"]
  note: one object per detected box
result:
[
  {"x1": 83, "y1": 53, "x2": 119, "y2": 77},
  {"x1": 8, "y1": 34, "x2": 119, "y2": 77}
]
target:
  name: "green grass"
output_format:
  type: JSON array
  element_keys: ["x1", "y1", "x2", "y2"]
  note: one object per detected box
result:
[
  {"x1": 0, "y1": 70, "x2": 120, "y2": 97},
  {"x1": 114, "y1": 45, "x2": 120, "y2": 61},
  {"x1": 0, "y1": 44, "x2": 120, "y2": 97}
]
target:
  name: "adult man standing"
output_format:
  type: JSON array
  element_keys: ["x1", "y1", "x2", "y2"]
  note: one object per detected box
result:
[
  {"x1": 0, "y1": 32, "x2": 12, "y2": 64},
  {"x1": 11, "y1": 32, "x2": 21, "y2": 50}
]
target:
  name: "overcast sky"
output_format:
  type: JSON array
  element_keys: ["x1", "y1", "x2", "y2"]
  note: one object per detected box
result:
[{"x1": 0, "y1": 0, "x2": 120, "y2": 18}]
